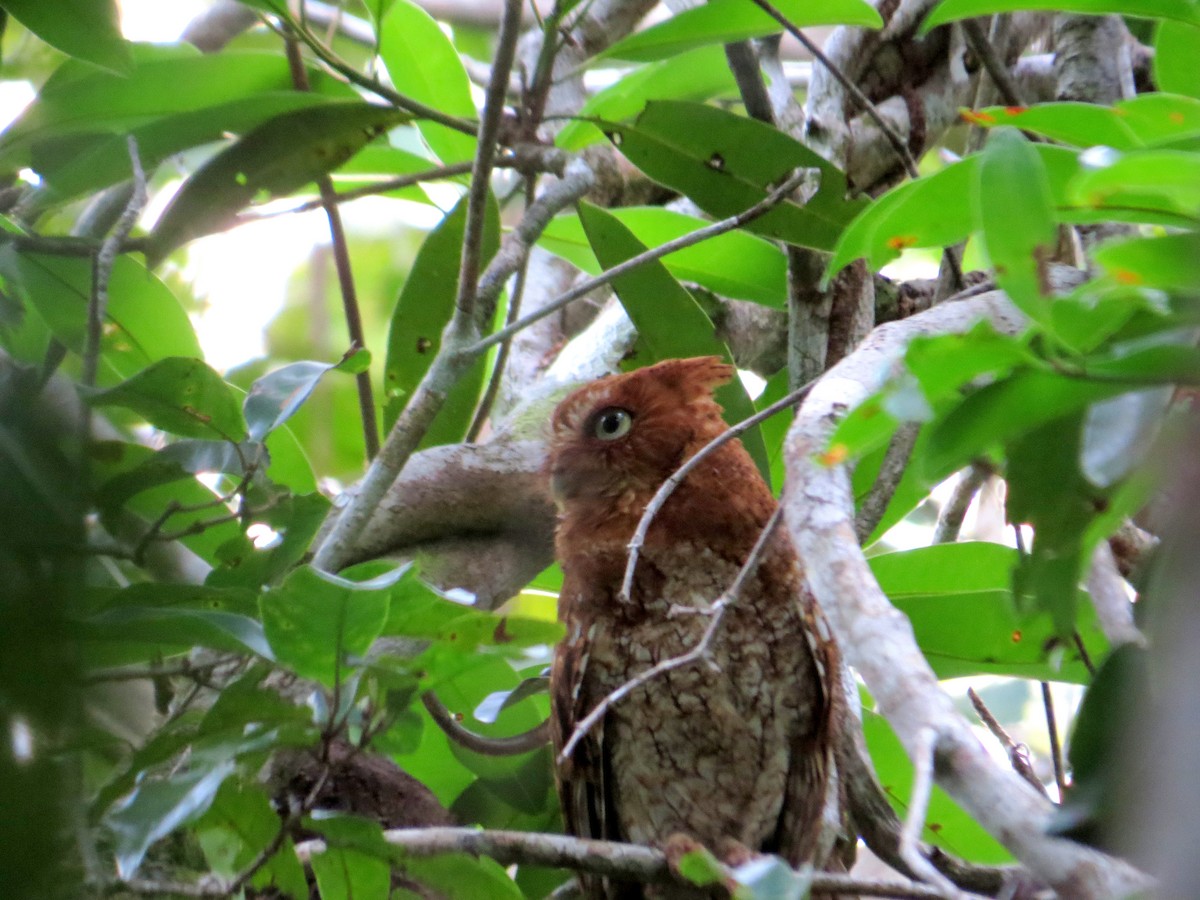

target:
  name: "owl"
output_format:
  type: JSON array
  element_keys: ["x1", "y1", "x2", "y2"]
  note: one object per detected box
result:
[{"x1": 547, "y1": 356, "x2": 842, "y2": 898}]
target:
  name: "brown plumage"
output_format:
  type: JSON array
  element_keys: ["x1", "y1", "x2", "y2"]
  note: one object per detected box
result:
[{"x1": 547, "y1": 357, "x2": 843, "y2": 898}]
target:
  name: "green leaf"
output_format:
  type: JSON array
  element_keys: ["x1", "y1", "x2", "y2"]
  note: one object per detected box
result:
[
  {"x1": 378, "y1": 0, "x2": 476, "y2": 163},
  {"x1": 602, "y1": 0, "x2": 882, "y2": 62},
  {"x1": 93, "y1": 439, "x2": 264, "y2": 512},
  {"x1": 870, "y1": 543, "x2": 1104, "y2": 682},
  {"x1": 197, "y1": 782, "x2": 308, "y2": 897},
  {"x1": 0, "y1": 240, "x2": 202, "y2": 382},
  {"x1": 396, "y1": 853, "x2": 524, "y2": 900},
  {"x1": 147, "y1": 101, "x2": 408, "y2": 265},
  {"x1": 1111, "y1": 93, "x2": 1200, "y2": 146},
  {"x1": 1093, "y1": 232, "x2": 1200, "y2": 292},
  {"x1": 924, "y1": 0, "x2": 1200, "y2": 30},
  {"x1": 244, "y1": 360, "x2": 338, "y2": 440},
  {"x1": 862, "y1": 707, "x2": 1012, "y2": 863},
  {"x1": 85, "y1": 357, "x2": 248, "y2": 442},
  {"x1": 1155, "y1": 22, "x2": 1200, "y2": 99},
  {"x1": 676, "y1": 846, "x2": 724, "y2": 887},
  {"x1": 976, "y1": 128, "x2": 1058, "y2": 325},
  {"x1": 609, "y1": 101, "x2": 865, "y2": 250},
  {"x1": 107, "y1": 759, "x2": 236, "y2": 878},
  {"x1": 557, "y1": 46, "x2": 738, "y2": 150},
  {"x1": 969, "y1": 103, "x2": 1142, "y2": 151},
  {"x1": 0, "y1": 47, "x2": 354, "y2": 202},
  {"x1": 826, "y1": 144, "x2": 1081, "y2": 280},
  {"x1": 260, "y1": 566, "x2": 394, "y2": 687},
  {"x1": 578, "y1": 201, "x2": 771, "y2": 480},
  {"x1": 538, "y1": 206, "x2": 787, "y2": 306},
  {"x1": 80, "y1": 606, "x2": 273, "y2": 660},
  {"x1": 382, "y1": 193, "x2": 500, "y2": 444},
  {"x1": 924, "y1": 370, "x2": 1134, "y2": 480},
  {"x1": 307, "y1": 816, "x2": 393, "y2": 900},
  {"x1": 206, "y1": 492, "x2": 330, "y2": 590},
  {"x1": 1007, "y1": 416, "x2": 1101, "y2": 636},
  {"x1": 1071, "y1": 148, "x2": 1200, "y2": 221},
  {"x1": 1, "y1": 0, "x2": 130, "y2": 73}
]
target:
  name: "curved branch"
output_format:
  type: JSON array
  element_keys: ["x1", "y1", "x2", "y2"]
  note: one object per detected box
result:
[
  {"x1": 781, "y1": 291, "x2": 1153, "y2": 897},
  {"x1": 422, "y1": 691, "x2": 549, "y2": 756}
]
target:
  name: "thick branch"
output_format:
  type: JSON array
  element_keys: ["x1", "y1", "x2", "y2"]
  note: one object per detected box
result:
[{"x1": 782, "y1": 291, "x2": 1153, "y2": 897}]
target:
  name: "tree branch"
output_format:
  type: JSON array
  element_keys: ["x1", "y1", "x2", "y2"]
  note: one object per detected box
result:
[{"x1": 781, "y1": 290, "x2": 1153, "y2": 897}]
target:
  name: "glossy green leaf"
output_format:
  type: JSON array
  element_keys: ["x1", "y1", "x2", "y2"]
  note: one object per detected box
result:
[
  {"x1": 976, "y1": 128, "x2": 1057, "y2": 324},
  {"x1": 1111, "y1": 93, "x2": 1200, "y2": 145},
  {"x1": 260, "y1": 566, "x2": 394, "y2": 687},
  {"x1": 609, "y1": 101, "x2": 865, "y2": 251},
  {"x1": 539, "y1": 206, "x2": 787, "y2": 306},
  {"x1": 862, "y1": 708, "x2": 1012, "y2": 863},
  {"x1": 1071, "y1": 149, "x2": 1200, "y2": 220},
  {"x1": 207, "y1": 492, "x2": 330, "y2": 591},
  {"x1": 107, "y1": 759, "x2": 236, "y2": 878},
  {"x1": 86, "y1": 358, "x2": 247, "y2": 441},
  {"x1": 827, "y1": 144, "x2": 1080, "y2": 281},
  {"x1": 602, "y1": 0, "x2": 882, "y2": 62},
  {"x1": 871, "y1": 543, "x2": 1105, "y2": 681},
  {"x1": 244, "y1": 360, "x2": 337, "y2": 440},
  {"x1": 2, "y1": 0, "x2": 129, "y2": 73},
  {"x1": 1093, "y1": 232, "x2": 1200, "y2": 292},
  {"x1": 970, "y1": 103, "x2": 1141, "y2": 151},
  {"x1": 925, "y1": 370, "x2": 1135, "y2": 480},
  {"x1": 924, "y1": 0, "x2": 1200, "y2": 30},
  {"x1": 81, "y1": 606, "x2": 273, "y2": 661},
  {"x1": 382, "y1": 193, "x2": 500, "y2": 444},
  {"x1": 0, "y1": 242, "x2": 201, "y2": 382},
  {"x1": 0, "y1": 46, "x2": 348, "y2": 181},
  {"x1": 378, "y1": 0, "x2": 476, "y2": 163},
  {"x1": 147, "y1": 101, "x2": 408, "y2": 265},
  {"x1": 93, "y1": 439, "x2": 266, "y2": 513},
  {"x1": 578, "y1": 201, "x2": 771, "y2": 479},
  {"x1": 557, "y1": 46, "x2": 737, "y2": 150},
  {"x1": 1155, "y1": 22, "x2": 1200, "y2": 98}
]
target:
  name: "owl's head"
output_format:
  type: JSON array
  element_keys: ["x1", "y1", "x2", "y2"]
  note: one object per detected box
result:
[{"x1": 547, "y1": 356, "x2": 734, "y2": 509}]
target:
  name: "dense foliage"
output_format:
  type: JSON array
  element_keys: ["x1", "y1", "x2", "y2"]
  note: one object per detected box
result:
[{"x1": 1, "y1": 0, "x2": 1197, "y2": 897}]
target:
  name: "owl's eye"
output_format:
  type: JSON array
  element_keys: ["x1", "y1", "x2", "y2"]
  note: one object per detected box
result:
[{"x1": 590, "y1": 407, "x2": 633, "y2": 441}]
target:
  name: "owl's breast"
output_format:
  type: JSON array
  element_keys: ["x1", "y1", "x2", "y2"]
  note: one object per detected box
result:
[{"x1": 587, "y1": 543, "x2": 822, "y2": 851}]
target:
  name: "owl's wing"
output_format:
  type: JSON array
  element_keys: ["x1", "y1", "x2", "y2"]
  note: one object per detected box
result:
[
  {"x1": 774, "y1": 591, "x2": 843, "y2": 867},
  {"x1": 551, "y1": 609, "x2": 617, "y2": 846}
]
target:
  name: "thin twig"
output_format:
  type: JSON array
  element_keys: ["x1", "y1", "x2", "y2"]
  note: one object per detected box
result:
[
  {"x1": 1041, "y1": 682, "x2": 1067, "y2": 800},
  {"x1": 932, "y1": 465, "x2": 990, "y2": 544},
  {"x1": 968, "y1": 687, "x2": 1049, "y2": 798},
  {"x1": 619, "y1": 379, "x2": 817, "y2": 604},
  {"x1": 284, "y1": 32, "x2": 379, "y2": 460},
  {"x1": 83, "y1": 137, "x2": 146, "y2": 389},
  {"x1": 747, "y1": 0, "x2": 920, "y2": 179},
  {"x1": 422, "y1": 691, "x2": 549, "y2": 756},
  {"x1": 856, "y1": 423, "x2": 920, "y2": 543},
  {"x1": 269, "y1": 8, "x2": 477, "y2": 137},
  {"x1": 961, "y1": 18, "x2": 1026, "y2": 109},
  {"x1": 561, "y1": 506, "x2": 784, "y2": 763},
  {"x1": 470, "y1": 166, "x2": 815, "y2": 357},
  {"x1": 453, "y1": 0, "x2": 523, "y2": 325},
  {"x1": 899, "y1": 727, "x2": 962, "y2": 898}
]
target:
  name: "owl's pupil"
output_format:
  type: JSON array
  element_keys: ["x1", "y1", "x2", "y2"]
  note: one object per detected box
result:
[{"x1": 600, "y1": 413, "x2": 621, "y2": 433}]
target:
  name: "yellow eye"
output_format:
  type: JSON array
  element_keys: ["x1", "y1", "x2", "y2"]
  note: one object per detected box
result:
[{"x1": 591, "y1": 407, "x2": 633, "y2": 441}]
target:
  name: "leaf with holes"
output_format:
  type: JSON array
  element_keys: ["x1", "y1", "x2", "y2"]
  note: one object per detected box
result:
[
  {"x1": 85, "y1": 357, "x2": 247, "y2": 441},
  {"x1": 607, "y1": 101, "x2": 864, "y2": 250}
]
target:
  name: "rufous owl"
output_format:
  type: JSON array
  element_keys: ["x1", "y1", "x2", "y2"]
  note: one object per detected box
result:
[{"x1": 547, "y1": 356, "x2": 843, "y2": 898}]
